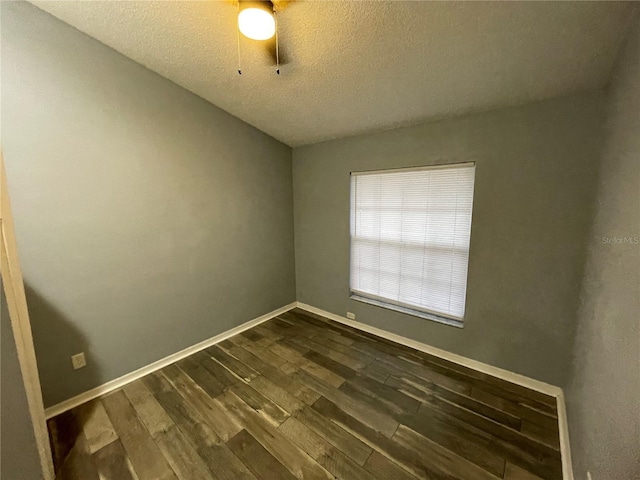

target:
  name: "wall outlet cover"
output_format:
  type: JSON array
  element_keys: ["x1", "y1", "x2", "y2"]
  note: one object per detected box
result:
[
  {"x1": 71, "y1": 352, "x2": 86, "y2": 370},
  {"x1": 346, "y1": 312, "x2": 356, "y2": 320}
]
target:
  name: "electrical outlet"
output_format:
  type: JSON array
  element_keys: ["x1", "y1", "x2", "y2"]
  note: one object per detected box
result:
[
  {"x1": 71, "y1": 352, "x2": 86, "y2": 370},
  {"x1": 346, "y1": 312, "x2": 356, "y2": 320}
]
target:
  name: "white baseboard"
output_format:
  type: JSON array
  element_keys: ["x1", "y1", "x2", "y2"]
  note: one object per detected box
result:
[
  {"x1": 44, "y1": 302, "x2": 297, "y2": 419},
  {"x1": 295, "y1": 302, "x2": 574, "y2": 480},
  {"x1": 44, "y1": 299, "x2": 574, "y2": 480},
  {"x1": 296, "y1": 302, "x2": 562, "y2": 397}
]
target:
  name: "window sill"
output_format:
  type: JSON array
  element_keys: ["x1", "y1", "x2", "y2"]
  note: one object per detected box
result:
[{"x1": 349, "y1": 294, "x2": 464, "y2": 329}]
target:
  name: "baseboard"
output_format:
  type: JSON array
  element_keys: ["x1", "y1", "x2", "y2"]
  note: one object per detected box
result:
[
  {"x1": 44, "y1": 302, "x2": 297, "y2": 419},
  {"x1": 44, "y1": 299, "x2": 574, "y2": 479},
  {"x1": 295, "y1": 302, "x2": 574, "y2": 480},
  {"x1": 296, "y1": 302, "x2": 562, "y2": 397}
]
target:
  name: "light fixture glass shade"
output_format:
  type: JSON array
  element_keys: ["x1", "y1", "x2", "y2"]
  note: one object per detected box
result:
[{"x1": 238, "y1": 7, "x2": 275, "y2": 41}]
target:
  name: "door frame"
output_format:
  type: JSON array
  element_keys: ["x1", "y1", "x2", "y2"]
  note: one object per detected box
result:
[{"x1": 1, "y1": 151, "x2": 55, "y2": 480}]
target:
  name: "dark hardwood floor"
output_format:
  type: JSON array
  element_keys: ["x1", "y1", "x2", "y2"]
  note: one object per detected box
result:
[{"x1": 49, "y1": 308, "x2": 562, "y2": 480}]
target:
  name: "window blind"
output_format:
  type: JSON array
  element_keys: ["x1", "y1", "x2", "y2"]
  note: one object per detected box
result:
[{"x1": 350, "y1": 163, "x2": 476, "y2": 321}]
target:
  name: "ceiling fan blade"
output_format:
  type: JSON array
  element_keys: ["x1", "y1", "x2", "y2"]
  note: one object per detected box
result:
[
  {"x1": 232, "y1": 0, "x2": 291, "y2": 11},
  {"x1": 271, "y1": 0, "x2": 291, "y2": 12}
]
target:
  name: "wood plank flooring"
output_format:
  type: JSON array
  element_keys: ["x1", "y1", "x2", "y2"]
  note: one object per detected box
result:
[{"x1": 49, "y1": 308, "x2": 562, "y2": 480}]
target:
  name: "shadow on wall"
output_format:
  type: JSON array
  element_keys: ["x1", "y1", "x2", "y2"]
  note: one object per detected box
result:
[{"x1": 23, "y1": 284, "x2": 101, "y2": 471}]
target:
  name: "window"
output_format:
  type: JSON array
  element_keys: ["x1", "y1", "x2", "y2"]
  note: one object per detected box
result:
[{"x1": 349, "y1": 163, "x2": 476, "y2": 325}]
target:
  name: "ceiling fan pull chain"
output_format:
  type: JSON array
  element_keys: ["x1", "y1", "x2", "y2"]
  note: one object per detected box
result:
[
  {"x1": 275, "y1": 8, "x2": 280, "y2": 75},
  {"x1": 237, "y1": 1, "x2": 242, "y2": 75}
]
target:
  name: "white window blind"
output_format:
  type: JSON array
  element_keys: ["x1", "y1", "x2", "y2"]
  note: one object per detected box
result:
[{"x1": 350, "y1": 163, "x2": 476, "y2": 321}]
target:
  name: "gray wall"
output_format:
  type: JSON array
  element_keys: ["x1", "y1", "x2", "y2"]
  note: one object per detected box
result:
[
  {"x1": 1, "y1": 2, "x2": 296, "y2": 407},
  {"x1": 1, "y1": 279, "x2": 43, "y2": 480},
  {"x1": 293, "y1": 93, "x2": 604, "y2": 387},
  {"x1": 566, "y1": 12, "x2": 640, "y2": 480}
]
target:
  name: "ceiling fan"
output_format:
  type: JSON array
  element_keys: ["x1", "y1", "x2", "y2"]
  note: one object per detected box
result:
[{"x1": 233, "y1": 0, "x2": 292, "y2": 75}]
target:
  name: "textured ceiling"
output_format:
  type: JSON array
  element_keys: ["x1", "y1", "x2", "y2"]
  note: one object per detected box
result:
[{"x1": 30, "y1": 1, "x2": 633, "y2": 146}]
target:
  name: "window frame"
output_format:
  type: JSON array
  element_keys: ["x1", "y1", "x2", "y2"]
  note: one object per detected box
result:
[{"x1": 348, "y1": 162, "x2": 476, "y2": 328}]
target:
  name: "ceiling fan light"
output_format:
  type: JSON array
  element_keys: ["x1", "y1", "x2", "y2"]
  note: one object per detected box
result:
[{"x1": 238, "y1": 7, "x2": 275, "y2": 41}]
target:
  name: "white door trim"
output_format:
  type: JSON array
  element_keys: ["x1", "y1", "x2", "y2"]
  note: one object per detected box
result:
[{"x1": 1, "y1": 153, "x2": 55, "y2": 480}]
